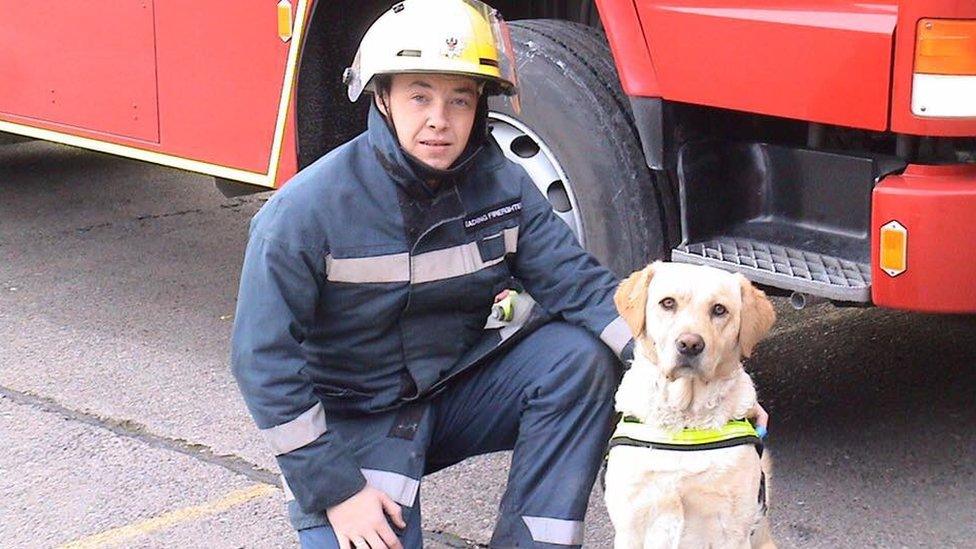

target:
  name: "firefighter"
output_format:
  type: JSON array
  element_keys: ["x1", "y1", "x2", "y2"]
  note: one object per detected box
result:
[{"x1": 231, "y1": 1, "x2": 634, "y2": 547}]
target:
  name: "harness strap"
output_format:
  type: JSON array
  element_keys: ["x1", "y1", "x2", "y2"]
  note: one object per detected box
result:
[
  {"x1": 608, "y1": 434, "x2": 764, "y2": 455},
  {"x1": 611, "y1": 416, "x2": 763, "y2": 455}
]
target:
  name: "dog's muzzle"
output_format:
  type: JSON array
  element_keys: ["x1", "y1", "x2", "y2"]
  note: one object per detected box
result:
[{"x1": 665, "y1": 333, "x2": 705, "y2": 380}]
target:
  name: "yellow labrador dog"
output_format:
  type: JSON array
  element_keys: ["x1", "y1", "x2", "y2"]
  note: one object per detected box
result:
[{"x1": 604, "y1": 262, "x2": 776, "y2": 549}]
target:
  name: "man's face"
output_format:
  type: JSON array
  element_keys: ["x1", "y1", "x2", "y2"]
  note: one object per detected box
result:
[{"x1": 379, "y1": 73, "x2": 480, "y2": 171}]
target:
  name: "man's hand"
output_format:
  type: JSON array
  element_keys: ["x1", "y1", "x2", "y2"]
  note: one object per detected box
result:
[
  {"x1": 748, "y1": 402, "x2": 770, "y2": 438},
  {"x1": 326, "y1": 486, "x2": 406, "y2": 549}
]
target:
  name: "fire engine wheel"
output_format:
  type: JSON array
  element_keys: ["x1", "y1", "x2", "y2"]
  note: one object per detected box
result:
[
  {"x1": 0, "y1": 132, "x2": 33, "y2": 146},
  {"x1": 488, "y1": 19, "x2": 665, "y2": 276}
]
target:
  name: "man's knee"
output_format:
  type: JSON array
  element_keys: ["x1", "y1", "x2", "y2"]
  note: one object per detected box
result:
[{"x1": 537, "y1": 322, "x2": 620, "y2": 402}]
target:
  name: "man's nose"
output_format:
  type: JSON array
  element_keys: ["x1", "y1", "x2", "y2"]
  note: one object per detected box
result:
[
  {"x1": 427, "y1": 101, "x2": 449, "y2": 129},
  {"x1": 676, "y1": 333, "x2": 705, "y2": 356}
]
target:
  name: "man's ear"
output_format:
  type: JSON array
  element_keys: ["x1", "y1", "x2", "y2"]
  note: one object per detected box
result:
[
  {"x1": 736, "y1": 274, "x2": 776, "y2": 358},
  {"x1": 374, "y1": 92, "x2": 388, "y2": 116},
  {"x1": 615, "y1": 263, "x2": 656, "y2": 338}
]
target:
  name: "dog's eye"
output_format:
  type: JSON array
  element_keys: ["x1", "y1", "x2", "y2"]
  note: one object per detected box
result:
[
  {"x1": 712, "y1": 303, "x2": 728, "y2": 316},
  {"x1": 659, "y1": 297, "x2": 676, "y2": 311}
]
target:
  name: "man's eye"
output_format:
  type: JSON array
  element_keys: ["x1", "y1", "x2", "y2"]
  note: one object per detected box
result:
[
  {"x1": 411, "y1": 95, "x2": 428, "y2": 103},
  {"x1": 659, "y1": 298, "x2": 676, "y2": 311},
  {"x1": 452, "y1": 98, "x2": 470, "y2": 107},
  {"x1": 712, "y1": 303, "x2": 727, "y2": 316}
]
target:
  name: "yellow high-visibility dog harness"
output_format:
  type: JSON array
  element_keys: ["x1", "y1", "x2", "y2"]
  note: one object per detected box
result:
[
  {"x1": 609, "y1": 416, "x2": 763, "y2": 452},
  {"x1": 606, "y1": 415, "x2": 767, "y2": 513}
]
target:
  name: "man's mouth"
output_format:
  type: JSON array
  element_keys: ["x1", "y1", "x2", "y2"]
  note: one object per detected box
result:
[{"x1": 419, "y1": 140, "x2": 450, "y2": 148}]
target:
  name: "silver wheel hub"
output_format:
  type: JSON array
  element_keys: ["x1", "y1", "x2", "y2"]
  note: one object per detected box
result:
[{"x1": 488, "y1": 112, "x2": 584, "y2": 247}]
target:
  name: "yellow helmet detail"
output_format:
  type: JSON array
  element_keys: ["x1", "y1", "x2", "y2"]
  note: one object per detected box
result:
[{"x1": 344, "y1": 0, "x2": 519, "y2": 102}]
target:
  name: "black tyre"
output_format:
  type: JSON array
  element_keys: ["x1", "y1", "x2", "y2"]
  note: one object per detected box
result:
[
  {"x1": 0, "y1": 132, "x2": 33, "y2": 146},
  {"x1": 213, "y1": 177, "x2": 270, "y2": 198},
  {"x1": 488, "y1": 19, "x2": 666, "y2": 276}
]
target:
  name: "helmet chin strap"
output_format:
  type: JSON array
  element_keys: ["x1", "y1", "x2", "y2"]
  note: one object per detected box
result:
[{"x1": 378, "y1": 92, "x2": 400, "y2": 141}]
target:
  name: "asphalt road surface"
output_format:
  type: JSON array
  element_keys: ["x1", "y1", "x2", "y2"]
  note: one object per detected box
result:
[{"x1": 2, "y1": 141, "x2": 974, "y2": 548}]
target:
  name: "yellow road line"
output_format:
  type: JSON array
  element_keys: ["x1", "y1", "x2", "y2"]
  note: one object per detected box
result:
[{"x1": 58, "y1": 483, "x2": 278, "y2": 549}]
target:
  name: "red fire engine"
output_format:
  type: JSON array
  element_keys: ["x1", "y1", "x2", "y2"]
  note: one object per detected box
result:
[{"x1": 2, "y1": 1, "x2": 974, "y2": 313}]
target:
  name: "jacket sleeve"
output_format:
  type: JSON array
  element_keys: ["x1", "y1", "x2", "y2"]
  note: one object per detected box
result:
[
  {"x1": 231, "y1": 198, "x2": 366, "y2": 512},
  {"x1": 511, "y1": 176, "x2": 635, "y2": 363}
]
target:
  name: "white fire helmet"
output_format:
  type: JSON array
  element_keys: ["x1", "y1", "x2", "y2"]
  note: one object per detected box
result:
[{"x1": 343, "y1": 0, "x2": 519, "y2": 110}]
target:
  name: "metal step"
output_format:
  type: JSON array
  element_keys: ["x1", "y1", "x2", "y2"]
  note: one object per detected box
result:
[{"x1": 672, "y1": 237, "x2": 871, "y2": 302}]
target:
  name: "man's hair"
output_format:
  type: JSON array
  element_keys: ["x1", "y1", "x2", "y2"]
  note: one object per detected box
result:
[{"x1": 373, "y1": 74, "x2": 393, "y2": 98}]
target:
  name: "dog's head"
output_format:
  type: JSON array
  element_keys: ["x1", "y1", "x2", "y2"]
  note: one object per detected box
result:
[{"x1": 615, "y1": 262, "x2": 775, "y2": 381}]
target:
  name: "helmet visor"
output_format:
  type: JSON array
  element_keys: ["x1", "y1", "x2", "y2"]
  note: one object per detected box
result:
[
  {"x1": 344, "y1": 49, "x2": 365, "y2": 102},
  {"x1": 485, "y1": 4, "x2": 520, "y2": 111},
  {"x1": 459, "y1": 0, "x2": 519, "y2": 112}
]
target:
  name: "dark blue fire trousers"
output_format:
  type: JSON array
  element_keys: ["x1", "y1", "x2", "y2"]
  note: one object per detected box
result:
[{"x1": 295, "y1": 321, "x2": 620, "y2": 548}]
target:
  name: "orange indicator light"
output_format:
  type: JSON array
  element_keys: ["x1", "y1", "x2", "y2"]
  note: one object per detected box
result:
[
  {"x1": 915, "y1": 19, "x2": 976, "y2": 76},
  {"x1": 880, "y1": 221, "x2": 908, "y2": 277}
]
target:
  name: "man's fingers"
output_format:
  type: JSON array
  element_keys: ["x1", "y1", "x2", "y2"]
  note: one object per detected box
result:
[
  {"x1": 749, "y1": 402, "x2": 769, "y2": 439},
  {"x1": 755, "y1": 404, "x2": 769, "y2": 428},
  {"x1": 365, "y1": 531, "x2": 389, "y2": 549},
  {"x1": 335, "y1": 532, "x2": 352, "y2": 549},
  {"x1": 378, "y1": 522, "x2": 404, "y2": 549},
  {"x1": 351, "y1": 536, "x2": 370, "y2": 549},
  {"x1": 379, "y1": 493, "x2": 406, "y2": 528}
]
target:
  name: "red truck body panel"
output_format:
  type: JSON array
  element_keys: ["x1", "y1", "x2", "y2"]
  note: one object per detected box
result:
[
  {"x1": 1, "y1": 2, "x2": 160, "y2": 142},
  {"x1": 871, "y1": 165, "x2": 976, "y2": 313},
  {"x1": 0, "y1": 0, "x2": 307, "y2": 186},
  {"x1": 627, "y1": 0, "x2": 898, "y2": 130},
  {"x1": 595, "y1": 0, "x2": 661, "y2": 96},
  {"x1": 153, "y1": 1, "x2": 288, "y2": 172},
  {"x1": 601, "y1": 0, "x2": 976, "y2": 135}
]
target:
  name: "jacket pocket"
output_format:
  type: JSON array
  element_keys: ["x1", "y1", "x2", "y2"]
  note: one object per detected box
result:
[
  {"x1": 477, "y1": 232, "x2": 507, "y2": 263},
  {"x1": 315, "y1": 385, "x2": 372, "y2": 401}
]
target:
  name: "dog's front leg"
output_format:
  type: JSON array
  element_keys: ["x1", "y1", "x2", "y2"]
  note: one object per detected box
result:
[
  {"x1": 607, "y1": 494, "x2": 649, "y2": 549},
  {"x1": 642, "y1": 495, "x2": 684, "y2": 549},
  {"x1": 612, "y1": 525, "x2": 645, "y2": 549},
  {"x1": 606, "y1": 473, "x2": 658, "y2": 549},
  {"x1": 749, "y1": 516, "x2": 776, "y2": 549}
]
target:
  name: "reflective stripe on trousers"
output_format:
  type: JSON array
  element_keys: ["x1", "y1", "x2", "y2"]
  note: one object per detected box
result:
[{"x1": 522, "y1": 516, "x2": 585, "y2": 546}]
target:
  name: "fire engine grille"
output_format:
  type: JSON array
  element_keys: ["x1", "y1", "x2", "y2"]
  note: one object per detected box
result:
[{"x1": 672, "y1": 238, "x2": 871, "y2": 302}]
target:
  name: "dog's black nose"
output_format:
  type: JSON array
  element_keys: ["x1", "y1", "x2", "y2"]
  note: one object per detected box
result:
[{"x1": 676, "y1": 333, "x2": 705, "y2": 356}]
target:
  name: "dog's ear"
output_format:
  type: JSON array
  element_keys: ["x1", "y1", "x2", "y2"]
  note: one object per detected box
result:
[
  {"x1": 615, "y1": 263, "x2": 656, "y2": 338},
  {"x1": 736, "y1": 274, "x2": 776, "y2": 358}
]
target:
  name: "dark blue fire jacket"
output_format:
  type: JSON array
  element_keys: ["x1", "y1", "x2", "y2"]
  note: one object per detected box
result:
[{"x1": 231, "y1": 105, "x2": 633, "y2": 515}]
